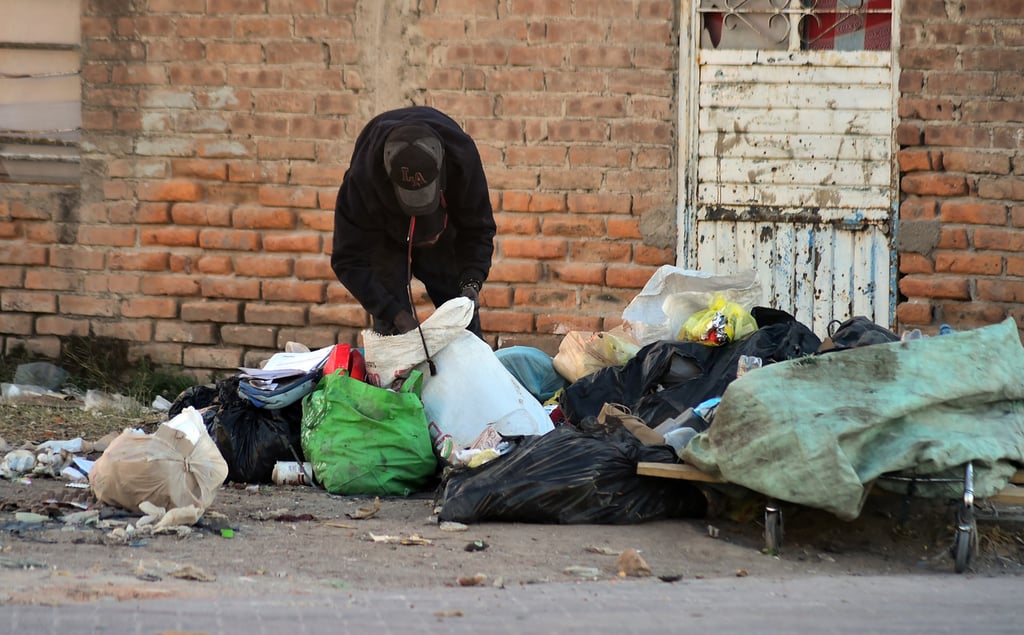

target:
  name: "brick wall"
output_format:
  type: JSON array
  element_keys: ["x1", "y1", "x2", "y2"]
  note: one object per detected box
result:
[
  {"x1": 0, "y1": 1, "x2": 680, "y2": 381},
  {"x1": 896, "y1": 0, "x2": 1024, "y2": 332}
]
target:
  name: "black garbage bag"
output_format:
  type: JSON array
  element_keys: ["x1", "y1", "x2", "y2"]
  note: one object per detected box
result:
[
  {"x1": 560, "y1": 315, "x2": 820, "y2": 427},
  {"x1": 437, "y1": 422, "x2": 707, "y2": 525},
  {"x1": 169, "y1": 377, "x2": 304, "y2": 484}
]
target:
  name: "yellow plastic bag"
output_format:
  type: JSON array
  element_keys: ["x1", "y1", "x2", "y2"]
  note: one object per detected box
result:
[{"x1": 679, "y1": 294, "x2": 758, "y2": 346}]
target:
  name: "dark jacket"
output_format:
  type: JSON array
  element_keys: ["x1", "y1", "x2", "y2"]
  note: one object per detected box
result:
[{"x1": 331, "y1": 106, "x2": 496, "y2": 326}]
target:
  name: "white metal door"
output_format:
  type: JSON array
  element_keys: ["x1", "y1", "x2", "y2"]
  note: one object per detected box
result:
[{"x1": 678, "y1": 0, "x2": 898, "y2": 335}]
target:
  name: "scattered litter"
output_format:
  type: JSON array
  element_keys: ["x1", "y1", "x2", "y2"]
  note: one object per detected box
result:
[
  {"x1": 439, "y1": 521, "x2": 469, "y2": 532},
  {"x1": 464, "y1": 540, "x2": 488, "y2": 552},
  {"x1": 658, "y1": 574, "x2": 683, "y2": 583},
  {"x1": 14, "y1": 512, "x2": 49, "y2": 524},
  {"x1": 616, "y1": 548, "x2": 652, "y2": 577},
  {"x1": 346, "y1": 497, "x2": 381, "y2": 520},
  {"x1": 563, "y1": 565, "x2": 602, "y2": 579},
  {"x1": 273, "y1": 513, "x2": 316, "y2": 522},
  {"x1": 220, "y1": 529, "x2": 234, "y2": 539},
  {"x1": 434, "y1": 609, "x2": 465, "y2": 618},
  {"x1": 583, "y1": 545, "x2": 621, "y2": 556},
  {"x1": 456, "y1": 573, "x2": 487, "y2": 587},
  {"x1": 735, "y1": 569, "x2": 749, "y2": 577},
  {"x1": 169, "y1": 564, "x2": 216, "y2": 582},
  {"x1": 368, "y1": 533, "x2": 432, "y2": 545},
  {"x1": 320, "y1": 521, "x2": 357, "y2": 530},
  {"x1": 707, "y1": 525, "x2": 720, "y2": 538}
]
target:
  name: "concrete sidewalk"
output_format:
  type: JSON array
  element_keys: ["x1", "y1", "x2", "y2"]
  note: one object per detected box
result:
[{"x1": 3, "y1": 574, "x2": 1020, "y2": 634}]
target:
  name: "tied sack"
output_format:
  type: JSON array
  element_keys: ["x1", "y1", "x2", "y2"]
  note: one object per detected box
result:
[
  {"x1": 90, "y1": 407, "x2": 229, "y2": 513},
  {"x1": 301, "y1": 369, "x2": 436, "y2": 496}
]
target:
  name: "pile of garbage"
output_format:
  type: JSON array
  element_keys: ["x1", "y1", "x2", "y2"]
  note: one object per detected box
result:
[{"x1": 6, "y1": 264, "x2": 1023, "y2": 531}]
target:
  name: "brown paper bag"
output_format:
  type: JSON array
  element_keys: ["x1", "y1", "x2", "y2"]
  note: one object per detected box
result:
[{"x1": 90, "y1": 408, "x2": 228, "y2": 513}]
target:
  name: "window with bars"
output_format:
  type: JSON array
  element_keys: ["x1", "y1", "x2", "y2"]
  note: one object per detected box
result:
[
  {"x1": 699, "y1": 0, "x2": 892, "y2": 52},
  {"x1": 0, "y1": 0, "x2": 81, "y2": 184}
]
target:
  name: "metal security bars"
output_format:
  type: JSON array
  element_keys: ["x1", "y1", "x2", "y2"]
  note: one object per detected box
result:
[{"x1": 699, "y1": 0, "x2": 893, "y2": 51}]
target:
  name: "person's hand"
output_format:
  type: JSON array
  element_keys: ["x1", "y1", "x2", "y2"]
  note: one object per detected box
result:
[
  {"x1": 460, "y1": 284, "x2": 479, "y2": 309},
  {"x1": 393, "y1": 311, "x2": 419, "y2": 334}
]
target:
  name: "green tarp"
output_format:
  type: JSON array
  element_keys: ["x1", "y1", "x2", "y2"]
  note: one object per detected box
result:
[{"x1": 680, "y1": 318, "x2": 1024, "y2": 520}]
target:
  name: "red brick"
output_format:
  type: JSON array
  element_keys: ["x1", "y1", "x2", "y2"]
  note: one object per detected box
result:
[
  {"x1": 488, "y1": 261, "x2": 543, "y2": 284},
  {"x1": 901, "y1": 174, "x2": 969, "y2": 197},
  {"x1": 263, "y1": 233, "x2": 322, "y2": 253},
  {"x1": 941, "y1": 151, "x2": 1011, "y2": 175},
  {"x1": 974, "y1": 228, "x2": 1024, "y2": 251},
  {"x1": 1, "y1": 291, "x2": 57, "y2": 313},
  {"x1": 232, "y1": 207, "x2": 296, "y2": 230},
  {"x1": 0, "y1": 245, "x2": 47, "y2": 265},
  {"x1": 77, "y1": 226, "x2": 138, "y2": 247},
  {"x1": 138, "y1": 180, "x2": 202, "y2": 202},
  {"x1": 23, "y1": 270, "x2": 77, "y2": 291},
  {"x1": 141, "y1": 227, "x2": 199, "y2": 247},
  {"x1": 171, "y1": 160, "x2": 229, "y2": 180},
  {"x1": 512, "y1": 287, "x2": 576, "y2": 310},
  {"x1": 940, "y1": 200, "x2": 1008, "y2": 225},
  {"x1": 262, "y1": 280, "x2": 324, "y2": 303},
  {"x1": 181, "y1": 301, "x2": 242, "y2": 323},
  {"x1": 184, "y1": 346, "x2": 243, "y2": 370},
  {"x1": 898, "y1": 253, "x2": 934, "y2": 274},
  {"x1": 294, "y1": 258, "x2": 334, "y2": 280},
  {"x1": 309, "y1": 304, "x2": 369, "y2": 328},
  {"x1": 221, "y1": 325, "x2": 277, "y2": 347},
  {"x1": 108, "y1": 252, "x2": 170, "y2": 271},
  {"x1": 495, "y1": 214, "x2": 540, "y2": 235},
  {"x1": 570, "y1": 242, "x2": 631, "y2": 263},
  {"x1": 201, "y1": 278, "x2": 261, "y2": 300},
  {"x1": 898, "y1": 275, "x2": 970, "y2": 300},
  {"x1": 607, "y1": 217, "x2": 642, "y2": 239},
  {"x1": 198, "y1": 229, "x2": 261, "y2": 251},
  {"x1": 258, "y1": 186, "x2": 319, "y2": 209},
  {"x1": 195, "y1": 255, "x2": 233, "y2": 275},
  {"x1": 897, "y1": 149, "x2": 940, "y2": 172},
  {"x1": 140, "y1": 275, "x2": 202, "y2": 296},
  {"x1": 58, "y1": 295, "x2": 117, "y2": 317},
  {"x1": 978, "y1": 279, "x2": 1024, "y2": 303},
  {"x1": 93, "y1": 319, "x2": 153, "y2": 342},
  {"x1": 35, "y1": 316, "x2": 90, "y2": 337},
  {"x1": 606, "y1": 266, "x2": 659, "y2": 289},
  {"x1": 535, "y1": 313, "x2": 603, "y2": 334},
  {"x1": 480, "y1": 310, "x2": 534, "y2": 333},
  {"x1": 934, "y1": 252, "x2": 1003, "y2": 275},
  {"x1": 172, "y1": 204, "x2": 232, "y2": 227},
  {"x1": 244, "y1": 303, "x2": 307, "y2": 325},
  {"x1": 154, "y1": 321, "x2": 217, "y2": 344},
  {"x1": 236, "y1": 255, "x2": 294, "y2": 278},
  {"x1": 895, "y1": 301, "x2": 932, "y2": 325},
  {"x1": 501, "y1": 238, "x2": 568, "y2": 260},
  {"x1": 121, "y1": 297, "x2": 178, "y2": 318},
  {"x1": 938, "y1": 227, "x2": 968, "y2": 249}
]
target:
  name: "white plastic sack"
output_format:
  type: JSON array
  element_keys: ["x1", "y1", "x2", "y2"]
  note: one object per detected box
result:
[
  {"x1": 420, "y1": 331, "x2": 554, "y2": 457},
  {"x1": 620, "y1": 265, "x2": 762, "y2": 346},
  {"x1": 362, "y1": 297, "x2": 475, "y2": 387}
]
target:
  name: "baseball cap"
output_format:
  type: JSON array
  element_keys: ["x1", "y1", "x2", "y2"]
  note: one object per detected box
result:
[{"x1": 383, "y1": 124, "x2": 444, "y2": 216}]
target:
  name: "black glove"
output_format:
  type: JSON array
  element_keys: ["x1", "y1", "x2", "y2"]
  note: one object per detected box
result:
[
  {"x1": 393, "y1": 311, "x2": 419, "y2": 334},
  {"x1": 460, "y1": 281, "x2": 481, "y2": 309}
]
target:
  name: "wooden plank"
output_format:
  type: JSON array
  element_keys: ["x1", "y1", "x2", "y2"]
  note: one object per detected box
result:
[
  {"x1": 700, "y1": 108, "x2": 892, "y2": 135},
  {"x1": 637, "y1": 461, "x2": 726, "y2": 483},
  {"x1": 700, "y1": 83, "x2": 891, "y2": 110},
  {"x1": 988, "y1": 483, "x2": 1024, "y2": 506},
  {"x1": 697, "y1": 183, "x2": 891, "y2": 211},
  {"x1": 701, "y1": 64, "x2": 891, "y2": 85},
  {"x1": 697, "y1": 133, "x2": 890, "y2": 162},
  {"x1": 700, "y1": 49, "x2": 891, "y2": 68},
  {"x1": 697, "y1": 157, "x2": 891, "y2": 188}
]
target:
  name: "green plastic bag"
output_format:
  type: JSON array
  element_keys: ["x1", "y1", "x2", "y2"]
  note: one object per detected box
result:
[{"x1": 300, "y1": 370, "x2": 436, "y2": 496}]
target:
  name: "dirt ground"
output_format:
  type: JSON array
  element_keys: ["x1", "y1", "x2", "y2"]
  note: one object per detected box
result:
[{"x1": 1, "y1": 399, "x2": 1023, "y2": 606}]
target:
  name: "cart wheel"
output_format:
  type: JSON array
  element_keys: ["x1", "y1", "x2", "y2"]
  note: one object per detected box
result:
[
  {"x1": 763, "y1": 505, "x2": 783, "y2": 554},
  {"x1": 952, "y1": 525, "x2": 973, "y2": 573}
]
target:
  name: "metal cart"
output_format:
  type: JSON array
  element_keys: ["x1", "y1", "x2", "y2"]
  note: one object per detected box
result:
[{"x1": 637, "y1": 460, "x2": 1024, "y2": 573}]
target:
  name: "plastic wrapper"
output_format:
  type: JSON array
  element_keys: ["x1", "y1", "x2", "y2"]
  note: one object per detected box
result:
[
  {"x1": 679, "y1": 294, "x2": 758, "y2": 346},
  {"x1": 437, "y1": 421, "x2": 707, "y2": 525},
  {"x1": 551, "y1": 329, "x2": 641, "y2": 383}
]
